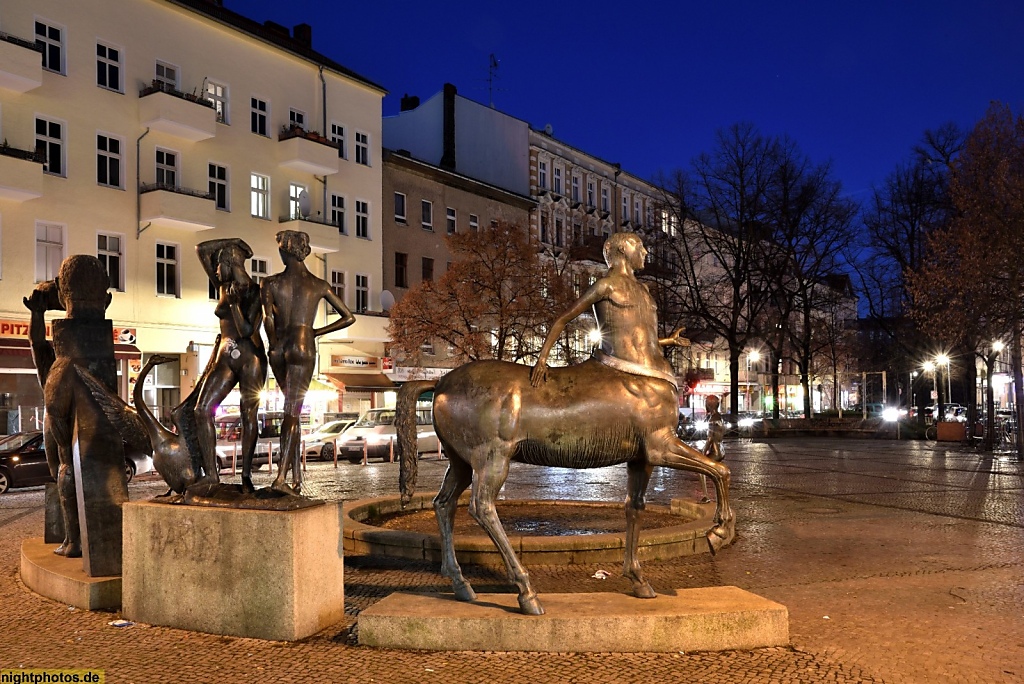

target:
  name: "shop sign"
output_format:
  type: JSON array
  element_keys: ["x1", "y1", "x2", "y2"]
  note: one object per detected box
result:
[
  {"x1": 0, "y1": 318, "x2": 137, "y2": 344},
  {"x1": 388, "y1": 366, "x2": 451, "y2": 382},
  {"x1": 330, "y1": 355, "x2": 379, "y2": 370}
]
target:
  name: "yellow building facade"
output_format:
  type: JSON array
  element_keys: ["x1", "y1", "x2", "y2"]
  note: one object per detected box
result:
[{"x1": 0, "y1": 0, "x2": 386, "y2": 420}]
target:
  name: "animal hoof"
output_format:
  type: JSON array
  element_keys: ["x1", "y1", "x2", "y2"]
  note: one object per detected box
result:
[
  {"x1": 706, "y1": 522, "x2": 734, "y2": 555},
  {"x1": 518, "y1": 594, "x2": 545, "y2": 616},
  {"x1": 55, "y1": 541, "x2": 82, "y2": 558},
  {"x1": 241, "y1": 477, "x2": 255, "y2": 494},
  {"x1": 632, "y1": 580, "x2": 657, "y2": 599},
  {"x1": 453, "y1": 582, "x2": 477, "y2": 602}
]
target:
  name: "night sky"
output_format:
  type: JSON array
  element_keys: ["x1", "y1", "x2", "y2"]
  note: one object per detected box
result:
[{"x1": 241, "y1": 0, "x2": 1024, "y2": 198}]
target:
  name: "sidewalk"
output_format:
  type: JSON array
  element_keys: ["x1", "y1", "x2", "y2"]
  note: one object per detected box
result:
[{"x1": 1, "y1": 438, "x2": 1021, "y2": 683}]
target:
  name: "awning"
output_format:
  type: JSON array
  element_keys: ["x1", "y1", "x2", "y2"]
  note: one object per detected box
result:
[
  {"x1": 324, "y1": 372, "x2": 395, "y2": 391},
  {"x1": 0, "y1": 338, "x2": 142, "y2": 360}
]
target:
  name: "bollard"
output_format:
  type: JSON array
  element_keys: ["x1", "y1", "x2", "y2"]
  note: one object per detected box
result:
[
  {"x1": 332, "y1": 436, "x2": 339, "y2": 468},
  {"x1": 231, "y1": 443, "x2": 237, "y2": 476},
  {"x1": 362, "y1": 440, "x2": 367, "y2": 466},
  {"x1": 301, "y1": 438, "x2": 307, "y2": 472},
  {"x1": 389, "y1": 438, "x2": 394, "y2": 463},
  {"x1": 437, "y1": 438, "x2": 443, "y2": 460}
]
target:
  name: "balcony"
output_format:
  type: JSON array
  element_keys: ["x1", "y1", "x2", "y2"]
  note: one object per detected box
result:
[
  {"x1": 139, "y1": 183, "x2": 217, "y2": 232},
  {"x1": 277, "y1": 214, "x2": 341, "y2": 254},
  {"x1": 138, "y1": 81, "x2": 217, "y2": 142},
  {"x1": 0, "y1": 32, "x2": 43, "y2": 92},
  {"x1": 568, "y1": 234, "x2": 607, "y2": 263},
  {"x1": 278, "y1": 125, "x2": 340, "y2": 175},
  {"x1": 0, "y1": 144, "x2": 45, "y2": 201}
]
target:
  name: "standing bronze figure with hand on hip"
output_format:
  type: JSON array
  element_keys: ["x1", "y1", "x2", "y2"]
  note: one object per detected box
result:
[
  {"x1": 189, "y1": 238, "x2": 268, "y2": 492},
  {"x1": 261, "y1": 230, "x2": 355, "y2": 495}
]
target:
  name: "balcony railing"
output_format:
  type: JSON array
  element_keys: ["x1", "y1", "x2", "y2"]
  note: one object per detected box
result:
[
  {"x1": 140, "y1": 182, "x2": 214, "y2": 200},
  {"x1": 0, "y1": 143, "x2": 46, "y2": 164},
  {"x1": 139, "y1": 80, "x2": 215, "y2": 109},
  {"x1": 278, "y1": 124, "x2": 338, "y2": 149},
  {"x1": 0, "y1": 30, "x2": 42, "y2": 52},
  {"x1": 0, "y1": 31, "x2": 43, "y2": 93},
  {"x1": 277, "y1": 213, "x2": 340, "y2": 228}
]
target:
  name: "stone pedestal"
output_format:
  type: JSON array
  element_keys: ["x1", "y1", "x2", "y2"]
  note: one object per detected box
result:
[
  {"x1": 122, "y1": 500, "x2": 344, "y2": 641},
  {"x1": 359, "y1": 586, "x2": 788, "y2": 652},
  {"x1": 20, "y1": 538, "x2": 121, "y2": 610}
]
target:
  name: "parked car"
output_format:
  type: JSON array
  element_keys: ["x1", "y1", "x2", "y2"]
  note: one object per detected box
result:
[
  {"x1": 338, "y1": 407, "x2": 439, "y2": 463},
  {"x1": 0, "y1": 431, "x2": 154, "y2": 494},
  {"x1": 300, "y1": 419, "x2": 355, "y2": 461}
]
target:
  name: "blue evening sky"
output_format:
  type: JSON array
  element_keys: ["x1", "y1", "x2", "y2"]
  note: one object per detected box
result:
[{"x1": 241, "y1": 0, "x2": 1024, "y2": 199}]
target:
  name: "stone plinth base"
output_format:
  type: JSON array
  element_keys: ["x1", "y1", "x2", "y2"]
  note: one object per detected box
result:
[
  {"x1": 122, "y1": 500, "x2": 344, "y2": 641},
  {"x1": 359, "y1": 586, "x2": 788, "y2": 652},
  {"x1": 20, "y1": 538, "x2": 121, "y2": 610}
]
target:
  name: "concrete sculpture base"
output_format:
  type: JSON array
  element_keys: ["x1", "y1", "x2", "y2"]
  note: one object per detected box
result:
[
  {"x1": 20, "y1": 538, "x2": 122, "y2": 610},
  {"x1": 358, "y1": 586, "x2": 788, "y2": 652},
  {"x1": 122, "y1": 500, "x2": 344, "y2": 641}
]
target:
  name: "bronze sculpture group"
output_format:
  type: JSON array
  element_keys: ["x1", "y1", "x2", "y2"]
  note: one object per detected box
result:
[
  {"x1": 28, "y1": 227, "x2": 734, "y2": 608},
  {"x1": 397, "y1": 232, "x2": 734, "y2": 615}
]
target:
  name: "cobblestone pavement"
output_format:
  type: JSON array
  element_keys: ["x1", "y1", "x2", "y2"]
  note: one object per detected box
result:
[{"x1": 1, "y1": 438, "x2": 1022, "y2": 683}]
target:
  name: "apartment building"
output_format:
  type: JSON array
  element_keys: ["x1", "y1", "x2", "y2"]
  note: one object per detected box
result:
[{"x1": 0, "y1": 0, "x2": 387, "y2": 417}]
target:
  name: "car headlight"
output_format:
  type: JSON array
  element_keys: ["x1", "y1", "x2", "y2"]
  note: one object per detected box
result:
[
  {"x1": 365, "y1": 435, "x2": 391, "y2": 445},
  {"x1": 694, "y1": 420, "x2": 709, "y2": 432},
  {"x1": 738, "y1": 418, "x2": 754, "y2": 428}
]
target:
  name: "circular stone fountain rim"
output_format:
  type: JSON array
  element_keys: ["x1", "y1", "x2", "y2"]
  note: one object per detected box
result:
[{"x1": 342, "y1": 493, "x2": 717, "y2": 564}]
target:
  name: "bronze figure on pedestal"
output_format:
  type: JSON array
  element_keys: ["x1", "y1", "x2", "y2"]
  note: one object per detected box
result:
[{"x1": 397, "y1": 232, "x2": 735, "y2": 615}]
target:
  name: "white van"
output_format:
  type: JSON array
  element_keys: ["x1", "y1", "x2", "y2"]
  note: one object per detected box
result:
[{"x1": 338, "y1": 406, "x2": 439, "y2": 463}]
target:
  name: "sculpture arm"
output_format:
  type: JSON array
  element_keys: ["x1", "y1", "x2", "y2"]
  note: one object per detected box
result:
[
  {"x1": 313, "y1": 286, "x2": 356, "y2": 338},
  {"x1": 530, "y1": 283, "x2": 607, "y2": 386},
  {"x1": 227, "y1": 283, "x2": 259, "y2": 339},
  {"x1": 261, "y1": 283, "x2": 279, "y2": 350},
  {"x1": 658, "y1": 328, "x2": 690, "y2": 348},
  {"x1": 23, "y1": 282, "x2": 58, "y2": 387},
  {"x1": 196, "y1": 239, "x2": 253, "y2": 286}
]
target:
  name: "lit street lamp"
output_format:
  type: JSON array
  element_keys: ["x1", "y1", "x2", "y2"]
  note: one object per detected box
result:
[
  {"x1": 923, "y1": 360, "x2": 937, "y2": 421},
  {"x1": 936, "y1": 353, "x2": 952, "y2": 405}
]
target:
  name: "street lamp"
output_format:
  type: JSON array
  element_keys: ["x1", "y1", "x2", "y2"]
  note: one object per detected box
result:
[
  {"x1": 923, "y1": 361, "x2": 937, "y2": 421},
  {"x1": 936, "y1": 354, "x2": 952, "y2": 407},
  {"x1": 746, "y1": 350, "x2": 762, "y2": 413}
]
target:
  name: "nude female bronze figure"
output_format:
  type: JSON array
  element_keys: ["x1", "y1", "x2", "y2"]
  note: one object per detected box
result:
[
  {"x1": 192, "y1": 238, "x2": 268, "y2": 492},
  {"x1": 261, "y1": 230, "x2": 355, "y2": 494}
]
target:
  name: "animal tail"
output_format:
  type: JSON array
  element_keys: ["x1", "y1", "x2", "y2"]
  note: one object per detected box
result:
[{"x1": 396, "y1": 379, "x2": 437, "y2": 507}]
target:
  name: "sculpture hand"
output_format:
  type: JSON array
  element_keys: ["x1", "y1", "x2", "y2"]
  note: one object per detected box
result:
[{"x1": 529, "y1": 362, "x2": 548, "y2": 387}]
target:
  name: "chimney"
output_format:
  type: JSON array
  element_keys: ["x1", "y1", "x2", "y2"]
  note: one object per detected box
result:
[
  {"x1": 263, "y1": 21, "x2": 289, "y2": 39},
  {"x1": 293, "y1": 23, "x2": 312, "y2": 47},
  {"x1": 440, "y1": 83, "x2": 457, "y2": 171},
  {"x1": 400, "y1": 94, "x2": 420, "y2": 112}
]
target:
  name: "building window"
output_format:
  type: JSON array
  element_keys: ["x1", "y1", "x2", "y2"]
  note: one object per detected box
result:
[
  {"x1": 394, "y1": 192, "x2": 406, "y2": 222},
  {"x1": 421, "y1": 200, "x2": 433, "y2": 230},
  {"x1": 355, "y1": 274, "x2": 369, "y2": 313},
  {"x1": 446, "y1": 207, "x2": 456, "y2": 234},
  {"x1": 155, "y1": 61, "x2": 178, "y2": 89},
  {"x1": 96, "y1": 134, "x2": 122, "y2": 188},
  {"x1": 250, "y1": 173, "x2": 269, "y2": 219},
  {"x1": 469, "y1": 214, "x2": 479, "y2": 231},
  {"x1": 572, "y1": 175, "x2": 580, "y2": 202},
  {"x1": 587, "y1": 181, "x2": 595, "y2": 207},
  {"x1": 422, "y1": 257, "x2": 434, "y2": 283},
  {"x1": 288, "y1": 182, "x2": 307, "y2": 220},
  {"x1": 330, "y1": 123, "x2": 346, "y2": 159},
  {"x1": 209, "y1": 164, "x2": 229, "y2": 210},
  {"x1": 355, "y1": 132, "x2": 369, "y2": 166},
  {"x1": 355, "y1": 200, "x2": 369, "y2": 238},
  {"x1": 395, "y1": 252, "x2": 408, "y2": 288},
  {"x1": 35, "y1": 223, "x2": 64, "y2": 282},
  {"x1": 555, "y1": 218, "x2": 564, "y2": 247},
  {"x1": 289, "y1": 109, "x2": 305, "y2": 130},
  {"x1": 249, "y1": 257, "x2": 269, "y2": 284},
  {"x1": 96, "y1": 43, "x2": 122, "y2": 92},
  {"x1": 634, "y1": 199, "x2": 642, "y2": 224},
  {"x1": 540, "y1": 215, "x2": 549, "y2": 243},
  {"x1": 205, "y1": 81, "x2": 228, "y2": 123},
  {"x1": 97, "y1": 233, "x2": 123, "y2": 291},
  {"x1": 35, "y1": 21, "x2": 64, "y2": 74},
  {"x1": 35, "y1": 117, "x2": 64, "y2": 177},
  {"x1": 155, "y1": 242, "x2": 179, "y2": 297},
  {"x1": 622, "y1": 195, "x2": 629, "y2": 223},
  {"x1": 538, "y1": 161, "x2": 547, "y2": 189},
  {"x1": 554, "y1": 167, "x2": 562, "y2": 194},
  {"x1": 601, "y1": 186, "x2": 610, "y2": 212},
  {"x1": 331, "y1": 194, "x2": 345, "y2": 232},
  {"x1": 250, "y1": 97, "x2": 268, "y2": 136},
  {"x1": 155, "y1": 149, "x2": 177, "y2": 187},
  {"x1": 330, "y1": 270, "x2": 345, "y2": 300}
]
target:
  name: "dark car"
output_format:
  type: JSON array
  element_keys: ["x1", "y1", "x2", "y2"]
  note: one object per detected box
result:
[{"x1": 0, "y1": 431, "x2": 154, "y2": 494}]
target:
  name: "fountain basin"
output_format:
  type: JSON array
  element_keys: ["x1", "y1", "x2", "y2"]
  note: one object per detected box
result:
[{"x1": 343, "y1": 494, "x2": 716, "y2": 566}]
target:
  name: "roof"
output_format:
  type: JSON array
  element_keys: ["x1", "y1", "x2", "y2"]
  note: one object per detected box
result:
[
  {"x1": 165, "y1": 0, "x2": 387, "y2": 94},
  {"x1": 383, "y1": 149, "x2": 537, "y2": 210}
]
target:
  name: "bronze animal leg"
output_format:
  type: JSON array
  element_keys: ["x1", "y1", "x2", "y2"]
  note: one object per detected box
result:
[
  {"x1": 467, "y1": 449, "x2": 543, "y2": 615},
  {"x1": 646, "y1": 429, "x2": 735, "y2": 554},
  {"x1": 624, "y1": 459, "x2": 656, "y2": 598},
  {"x1": 432, "y1": 449, "x2": 475, "y2": 601}
]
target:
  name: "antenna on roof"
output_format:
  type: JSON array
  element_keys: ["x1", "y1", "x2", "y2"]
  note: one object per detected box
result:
[{"x1": 487, "y1": 54, "x2": 499, "y2": 108}]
